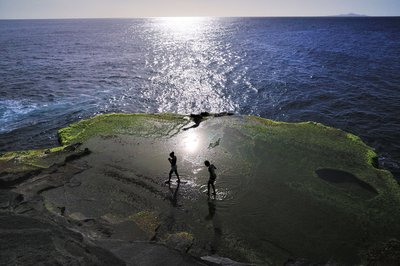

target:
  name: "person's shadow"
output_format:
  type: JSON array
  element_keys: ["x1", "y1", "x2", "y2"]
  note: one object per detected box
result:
[{"x1": 168, "y1": 182, "x2": 180, "y2": 207}]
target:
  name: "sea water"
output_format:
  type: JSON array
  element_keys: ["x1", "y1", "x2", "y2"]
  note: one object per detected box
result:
[{"x1": 0, "y1": 17, "x2": 399, "y2": 178}]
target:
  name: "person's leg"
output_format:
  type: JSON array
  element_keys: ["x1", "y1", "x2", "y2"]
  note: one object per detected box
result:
[
  {"x1": 211, "y1": 182, "x2": 216, "y2": 195},
  {"x1": 175, "y1": 170, "x2": 180, "y2": 182},
  {"x1": 168, "y1": 169, "x2": 173, "y2": 182},
  {"x1": 207, "y1": 180, "x2": 211, "y2": 196}
]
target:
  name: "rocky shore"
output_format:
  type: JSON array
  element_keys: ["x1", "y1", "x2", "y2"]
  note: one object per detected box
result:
[{"x1": 1, "y1": 113, "x2": 400, "y2": 265}]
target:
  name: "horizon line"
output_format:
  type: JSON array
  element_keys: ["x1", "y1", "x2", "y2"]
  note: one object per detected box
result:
[{"x1": 1, "y1": 15, "x2": 400, "y2": 20}]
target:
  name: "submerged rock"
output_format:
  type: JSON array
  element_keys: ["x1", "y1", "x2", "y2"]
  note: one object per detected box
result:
[{"x1": 1, "y1": 113, "x2": 400, "y2": 265}]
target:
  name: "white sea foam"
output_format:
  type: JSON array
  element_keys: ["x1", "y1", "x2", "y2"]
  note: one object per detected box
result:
[
  {"x1": 0, "y1": 99, "x2": 72, "y2": 133},
  {"x1": 0, "y1": 100, "x2": 39, "y2": 133}
]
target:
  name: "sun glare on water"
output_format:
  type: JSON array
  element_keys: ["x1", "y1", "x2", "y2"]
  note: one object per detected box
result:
[
  {"x1": 182, "y1": 131, "x2": 200, "y2": 153},
  {"x1": 154, "y1": 17, "x2": 208, "y2": 38},
  {"x1": 144, "y1": 17, "x2": 238, "y2": 114}
]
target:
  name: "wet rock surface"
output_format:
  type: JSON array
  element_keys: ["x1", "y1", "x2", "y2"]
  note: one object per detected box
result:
[
  {"x1": 0, "y1": 160, "x2": 208, "y2": 266},
  {"x1": 315, "y1": 168, "x2": 378, "y2": 198},
  {"x1": 0, "y1": 214, "x2": 126, "y2": 266},
  {"x1": 1, "y1": 113, "x2": 400, "y2": 265}
]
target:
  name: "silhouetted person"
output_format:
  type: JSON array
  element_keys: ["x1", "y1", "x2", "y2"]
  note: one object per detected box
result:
[
  {"x1": 167, "y1": 152, "x2": 180, "y2": 183},
  {"x1": 205, "y1": 160, "x2": 217, "y2": 196}
]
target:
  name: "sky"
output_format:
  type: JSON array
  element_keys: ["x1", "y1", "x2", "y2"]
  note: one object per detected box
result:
[{"x1": 0, "y1": 0, "x2": 399, "y2": 19}]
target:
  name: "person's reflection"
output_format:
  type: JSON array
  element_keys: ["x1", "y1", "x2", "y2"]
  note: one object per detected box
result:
[
  {"x1": 168, "y1": 182, "x2": 180, "y2": 207},
  {"x1": 205, "y1": 198, "x2": 216, "y2": 220},
  {"x1": 205, "y1": 198, "x2": 222, "y2": 254}
]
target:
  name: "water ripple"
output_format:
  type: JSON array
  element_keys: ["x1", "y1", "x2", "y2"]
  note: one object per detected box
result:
[{"x1": 0, "y1": 17, "x2": 399, "y2": 178}]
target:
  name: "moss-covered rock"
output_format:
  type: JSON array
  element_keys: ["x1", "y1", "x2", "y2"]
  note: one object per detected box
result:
[
  {"x1": 58, "y1": 113, "x2": 187, "y2": 145},
  {"x1": 0, "y1": 113, "x2": 187, "y2": 174},
  {"x1": 163, "y1": 231, "x2": 194, "y2": 252},
  {"x1": 2, "y1": 113, "x2": 400, "y2": 265},
  {"x1": 128, "y1": 211, "x2": 160, "y2": 239}
]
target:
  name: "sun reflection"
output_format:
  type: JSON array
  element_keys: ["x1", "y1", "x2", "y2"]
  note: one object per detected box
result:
[
  {"x1": 144, "y1": 17, "x2": 239, "y2": 114},
  {"x1": 182, "y1": 131, "x2": 200, "y2": 153},
  {"x1": 154, "y1": 17, "x2": 208, "y2": 39}
]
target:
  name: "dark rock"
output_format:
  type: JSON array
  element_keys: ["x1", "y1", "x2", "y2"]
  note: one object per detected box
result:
[
  {"x1": 0, "y1": 214, "x2": 125, "y2": 266},
  {"x1": 200, "y1": 112, "x2": 210, "y2": 117},
  {"x1": 64, "y1": 148, "x2": 91, "y2": 162},
  {"x1": 164, "y1": 232, "x2": 194, "y2": 253},
  {"x1": 97, "y1": 239, "x2": 206, "y2": 266},
  {"x1": 63, "y1": 142, "x2": 83, "y2": 152},
  {"x1": 214, "y1": 112, "x2": 234, "y2": 117},
  {"x1": 284, "y1": 258, "x2": 340, "y2": 266},
  {"x1": 208, "y1": 138, "x2": 221, "y2": 149},
  {"x1": 201, "y1": 255, "x2": 258, "y2": 265},
  {"x1": 371, "y1": 155, "x2": 379, "y2": 169},
  {"x1": 190, "y1": 114, "x2": 204, "y2": 125},
  {"x1": 184, "y1": 112, "x2": 233, "y2": 131},
  {"x1": 111, "y1": 220, "x2": 150, "y2": 241},
  {"x1": 0, "y1": 190, "x2": 23, "y2": 210},
  {"x1": 0, "y1": 169, "x2": 42, "y2": 188},
  {"x1": 363, "y1": 239, "x2": 400, "y2": 265},
  {"x1": 57, "y1": 206, "x2": 66, "y2": 216}
]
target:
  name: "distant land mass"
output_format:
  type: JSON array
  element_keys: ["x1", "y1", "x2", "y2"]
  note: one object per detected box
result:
[{"x1": 335, "y1": 13, "x2": 368, "y2": 17}]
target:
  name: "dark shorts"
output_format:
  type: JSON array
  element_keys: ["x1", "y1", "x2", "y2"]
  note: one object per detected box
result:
[{"x1": 208, "y1": 178, "x2": 216, "y2": 185}]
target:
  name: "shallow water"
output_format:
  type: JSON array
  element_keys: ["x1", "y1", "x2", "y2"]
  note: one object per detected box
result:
[{"x1": 0, "y1": 17, "x2": 399, "y2": 178}]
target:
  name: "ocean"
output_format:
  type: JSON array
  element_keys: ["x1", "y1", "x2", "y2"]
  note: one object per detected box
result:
[{"x1": 0, "y1": 17, "x2": 399, "y2": 178}]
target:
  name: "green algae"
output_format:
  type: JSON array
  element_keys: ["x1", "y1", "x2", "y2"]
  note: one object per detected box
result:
[
  {"x1": 58, "y1": 113, "x2": 187, "y2": 146},
  {"x1": 174, "y1": 231, "x2": 194, "y2": 241},
  {"x1": 0, "y1": 146, "x2": 63, "y2": 161},
  {"x1": 2, "y1": 113, "x2": 378, "y2": 176},
  {"x1": 0, "y1": 113, "x2": 187, "y2": 173},
  {"x1": 44, "y1": 200, "x2": 57, "y2": 214},
  {"x1": 163, "y1": 231, "x2": 194, "y2": 244},
  {"x1": 0, "y1": 146, "x2": 69, "y2": 173},
  {"x1": 2, "y1": 113, "x2": 400, "y2": 264},
  {"x1": 191, "y1": 115, "x2": 400, "y2": 264},
  {"x1": 244, "y1": 115, "x2": 378, "y2": 169},
  {"x1": 3, "y1": 114, "x2": 396, "y2": 225},
  {"x1": 162, "y1": 231, "x2": 195, "y2": 252},
  {"x1": 242, "y1": 115, "x2": 400, "y2": 218},
  {"x1": 128, "y1": 211, "x2": 160, "y2": 235},
  {"x1": 2, "y1": 113, "x2": 397, "y2": 217}
]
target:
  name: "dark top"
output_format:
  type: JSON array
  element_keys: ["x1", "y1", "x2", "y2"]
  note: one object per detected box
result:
[
  {"x1": 170, "y1": 156, "x2": 177, "y2": 166},
  {"x1": 208, "y1": 164, "x2": 217, "y2": 179}
]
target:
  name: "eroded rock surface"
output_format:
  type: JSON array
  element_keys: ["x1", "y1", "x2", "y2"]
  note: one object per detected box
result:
[{"x1": 1, "y1": 113, "x2": 400, "y2": 265}]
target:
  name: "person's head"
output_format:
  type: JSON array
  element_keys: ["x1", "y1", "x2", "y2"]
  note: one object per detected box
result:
[
  {"x1": 204, "y1": 160, "x2": 210, "y2": 166},
  {"x1": 170, "y1": 152, "x2": 174, "y2": 157}
]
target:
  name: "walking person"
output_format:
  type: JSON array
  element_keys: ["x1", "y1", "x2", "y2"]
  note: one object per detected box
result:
[
  {"x1": 167, "y1": 152, "x2": 180, "y2": 183},
  {"x1": 205, "y1": 160, "x2": 217, "y2": 196}
]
